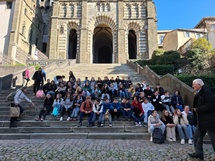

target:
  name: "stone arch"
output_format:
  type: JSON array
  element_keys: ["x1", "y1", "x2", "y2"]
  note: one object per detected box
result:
[
  {"x1": 88, "y1": 15, "x2": 117, "y2": 31},
  {"x1": 125, "y1": 22, "x2": 141, "y2": 59},
  {"x1": 88, "y1": 15, "x2": 117, "y2": 63},
  {"x1": 67, "y1": 21, "x2": 79, "y2": 30}
]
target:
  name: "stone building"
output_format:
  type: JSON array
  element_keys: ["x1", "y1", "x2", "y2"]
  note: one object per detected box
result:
[
  {"x1": 0, "y1": 0, "x2": 44, "y2": 63},
  {"x1": 48, "y1": 0, "x2": 157, "y2": 63}
]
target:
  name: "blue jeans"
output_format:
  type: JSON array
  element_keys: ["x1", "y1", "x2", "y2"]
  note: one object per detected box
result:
[
  {"x1": 102, "y1": 113, "x2": 112, "y2": 124},
  {"x1": 176, "y1": 124, "x2": 192, "y2": 139},
  {"x1": 79, "y1": 111, "x2": 93, "y2": 124},
  {"x1": 121, "y1": 109, "x2": 132, "y2": 119},
  {"x1": 162, "y1": 104, "x2": 175, "y2": 114},
  {"x1": 132, "y1": 114, "x2": 144, "y2": 123},
  {"x1": 119, "y1": 91, "x2": 125, "y2": 99},
  {"x1": 71, "y1": 107, "x2": 80, "y2": 118},
  {"x1": 92, "y1": 112, "x2": 103, "y2": 123},
  {"x1": 149, "y1": 124, "x2": 165, "y2": 134},
  {"x1": 144, "y1": 110, "x2": 153, "y2": 123}
]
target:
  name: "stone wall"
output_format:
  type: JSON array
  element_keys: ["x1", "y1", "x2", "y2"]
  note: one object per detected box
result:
[{"x1": 127, "y1": 60, "x2": 194, "y2": 107}]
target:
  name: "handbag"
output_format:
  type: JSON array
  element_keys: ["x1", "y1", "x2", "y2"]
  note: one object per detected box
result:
[{"x1": 10, "y1": 106, "x2": 20, "y2": 117}]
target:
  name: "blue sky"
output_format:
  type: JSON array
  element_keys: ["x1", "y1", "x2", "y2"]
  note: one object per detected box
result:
[{"x1": 153, "y1": 0, "x2": 215, "y2": 30}]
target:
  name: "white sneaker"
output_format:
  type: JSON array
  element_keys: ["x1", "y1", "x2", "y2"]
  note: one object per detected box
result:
[
  {"x1": 109, "y1": 124, "x2": 112, "y2": 127},
  {"x1": 67, "y1": 117, "x2": 70, "y2": 121},
  {"x1": 60, "y1": 117, "x2": 63, "y2": 121},
  {"x1": 135, "y1": 122, "x2": 139, "y2": 126},
  {"x1": 188, "y1": 139, "x2": 193, "y2": 145},
  {"x1": 138, "y1": 122, "x2": 143, "y2": 126},
  {"x1": 180, "y1": 139, "x2": 185, "y2": 145},
  {"x1": 172, "y1": 138, "x2": 176, "y2": 141},
  {"x1": 150, "y1": 136, "x2": 153, "y2": 142}
]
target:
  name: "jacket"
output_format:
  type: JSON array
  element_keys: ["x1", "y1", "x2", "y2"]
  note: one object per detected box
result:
[
  {"x1": 43, "y1": 97, "x2": 54, "y2": 110},
  {"x1": 14, "y1": 89, "x2": 32, "y2": 105},
  {"x1": 171, "y1": 95, "x2": 184, "y2": 108},
  {"x1": 110, "y1": 102, "x2": 121, "y2": 110},
  {"x1": 193, "y1": 86, "x2": 215, "y2": 131},
  {"x1": 80, "y1": 100, "x2": 93, "y2": 112},
  {"x1": 148, "y1": 115, "x2": 164, "y2": 132},
  {"x1": 173, "y1": 114, "x2": 189, "y2": 125},
  {"x1": 93, "y1": 102, "x2": 103, "y2": 113},
  {"x1": 102, "y1": 103, "x2": 111, "y2": 114},
  {"x1": 32, "y1": 71, "x2": 43, "y2": 82}
]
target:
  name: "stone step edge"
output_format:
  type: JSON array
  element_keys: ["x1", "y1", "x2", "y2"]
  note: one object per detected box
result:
[{"x1": 0, "y1": 133, "x2": 149, "y2": 140}]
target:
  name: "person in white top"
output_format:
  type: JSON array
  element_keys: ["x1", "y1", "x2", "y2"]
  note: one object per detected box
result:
[
  {"x1": 92, "y1": 98, "x2": 103, "y2": 127},
  {"x1": 142, "y1": 97, "x2": 154, "y2": 124}
]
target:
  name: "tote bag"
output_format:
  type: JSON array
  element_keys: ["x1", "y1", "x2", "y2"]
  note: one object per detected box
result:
[{"x1": 10, "y1": 106, "x2": 20, "y2": 117}]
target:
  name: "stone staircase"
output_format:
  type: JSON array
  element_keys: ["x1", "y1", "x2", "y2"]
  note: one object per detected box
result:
[
  {"x1": 0, "y1": 63, "x2": 150, "y2": 140},
  {"x1": 46, "y1": 63, "x2": 150, "y2": 85}
]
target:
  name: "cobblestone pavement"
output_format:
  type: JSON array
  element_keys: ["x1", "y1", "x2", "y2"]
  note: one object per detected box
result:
[{"x1": 0, "y1": 139, "x2": 214, "y2": 161}]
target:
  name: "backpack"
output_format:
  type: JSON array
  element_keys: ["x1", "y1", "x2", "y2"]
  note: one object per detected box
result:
[
  {"x1": 52, "y1": 107, "x2": 59, "y2": 117},
  {"x1": 22, "y1": 70, "x2": 26, "y2": 76},
  {"x1": 187, "y1": 113, "x2": 195, "y2": 125},
  {"x1": 152, "y1": 128, "x2": 165, "y2": 144},
  {"x1": 35, "y1": 90, "x2": 45, "y2": 98},
  {"x1": 6, "y1": 92, "x2": 16, "y2": 102}
]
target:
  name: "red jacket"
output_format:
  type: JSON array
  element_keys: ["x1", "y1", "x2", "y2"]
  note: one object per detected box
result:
[
  {"x1": 132, "y1": 100, "x2": 144, "y2": 114},
  {"x1": 80, "y1": 100, "x2": 93, "y2": 112}
]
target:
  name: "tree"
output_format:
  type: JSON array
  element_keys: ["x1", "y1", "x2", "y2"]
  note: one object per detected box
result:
[{"x1": 191, "y1": 37, "x2": 212, "y2": 52}]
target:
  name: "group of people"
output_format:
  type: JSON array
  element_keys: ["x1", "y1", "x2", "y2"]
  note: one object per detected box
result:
[{"x1": 11, "y1": 67, "x2": 215, "y2": 160}]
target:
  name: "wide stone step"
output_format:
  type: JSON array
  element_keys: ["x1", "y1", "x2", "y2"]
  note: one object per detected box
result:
[
  {"x1": 0, "y1": 121, "x2": 142, "y2": 127},
  {"x1": 0, "y1": 125, "x2": 146, "y2": 133},
  {"x1": 0, "y1": 132, "x2": 149, "y2": 140}
]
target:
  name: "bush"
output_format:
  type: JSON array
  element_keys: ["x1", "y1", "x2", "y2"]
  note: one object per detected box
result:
[
  {"x1": 148, "y1": 65, "x2": 175, "y2": 75},
  {"x1": 175, "y1": 74, "x2": 215, "y2": 87},
  {"x1": 134, "y1": 60, "x2": 149, "y2": 66}
]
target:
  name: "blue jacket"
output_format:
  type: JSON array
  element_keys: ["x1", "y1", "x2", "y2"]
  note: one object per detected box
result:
[
  {"x1": 102, "y1": 103, "x2": 111, "y2": 114},
  {"x1": 110, "y1": 102, "x2": 121, "y2": 110},
  {"x1": 121, "y1": 102, "x2": 132, "y2": 110}
]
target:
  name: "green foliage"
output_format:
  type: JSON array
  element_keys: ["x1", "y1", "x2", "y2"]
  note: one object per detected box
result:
[
  {"x1": 148, "y1": 65, "x2": 175, "y2": 75},
  {"x1": 13, "y1": 64, "x2": 25, "y2": 66},
  {"x1": 191, "y1": 37, "x2": 213, "y2": 52},
  {"x1": 176, "y1": 74, "x2": 215, "y2": 87},
  {"x1": 134, "y1": 60, "x2": 149, "y2": 66},
  {"x1": 34, "y1": 64, "x2": 41, "y2": 70},
  {"x1": 150, "y1": 50, "x2": 180, "y2": 65}
]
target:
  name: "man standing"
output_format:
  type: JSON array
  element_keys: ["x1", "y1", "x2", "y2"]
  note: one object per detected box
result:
[
  {"x1": 32, "y1": 67, "x2": 44, "y2": 95},
  {"x1": 188, "y1": 79, "x2": 215, "y2": 160}
]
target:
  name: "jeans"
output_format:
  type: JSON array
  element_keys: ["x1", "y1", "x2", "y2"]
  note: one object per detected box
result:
[
  {"x1": 71, "y1": 107, "x2": 80, "y2": 118},
  {"x1": 60, "y1": 107, "x2": 72, "y2": 117},
  {"x1": 144, "y1": 110, "x2": 153, "y2": 123},
  {"x1": 119, "y1": 91, "x2": 125, "y2": 99},
  {"x1": 193, "y1": 126, "x2": 215, "y2": 156},
  {"x1": 176, "y1": 124, "x2": 191, "y2": 139},
  {"x1": 79, "y1": 111, "x2": 93, "y2": 124},
  {"x1": 121, "y1": 109, "x2": 132, "y2": 119},
  {"x1": 149, "y1": 124, "x2": 166, "y2": 134},
  {"x1": 110, "y1": 109, "x2": 120, "y2": 120},
  {"x1": 132, "y1": 114, "x2": 144, "y2": 123},
  {"x1": 102, "y1": 113, "x2": 112, "y2": 124},
  {"x1": 92, "y1": 112, "x2": 103, "y2": 124},
  {"x1": 101, "y1": 94, "x2": 110, "y2": 100},
  {"x1": 162, "y1": 104, "x2": 175, "y2": 114}
]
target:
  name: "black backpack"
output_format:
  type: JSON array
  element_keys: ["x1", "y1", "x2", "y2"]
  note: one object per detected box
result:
[{"x1": 152, "y1": 128, "x2": 165, "y2": 144}]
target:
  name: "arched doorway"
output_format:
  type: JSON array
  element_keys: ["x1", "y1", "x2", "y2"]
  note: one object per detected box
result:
[
  {"x1": 93, "y1": 24, "x2": 113, "y2": 63},
  {"x1": 68, "y1": 29, "x2": 77, "y2": 59},
  {"x1": 128, "y1": 30, "x2": 137, "y2": 59}
]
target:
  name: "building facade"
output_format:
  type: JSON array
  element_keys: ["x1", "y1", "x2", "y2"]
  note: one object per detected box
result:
[{"x1": 48, "y1": 0, "x2": 157, "y2": 63}]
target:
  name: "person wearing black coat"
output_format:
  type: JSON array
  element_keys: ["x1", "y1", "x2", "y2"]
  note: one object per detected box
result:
[
  {"x1": 36, "y1": 94, "x2": 54, "y2": 121},
  {"x1": 188, "y1": 79, "x2": 215, "y2": 160},
  {"x1": 32, "y1": 67, "x2": 44, "y2": 94}
]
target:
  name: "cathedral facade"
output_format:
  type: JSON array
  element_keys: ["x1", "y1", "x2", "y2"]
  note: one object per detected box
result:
[{"x1": 48, "y1": 0, "x2": 157, "y2": 63}]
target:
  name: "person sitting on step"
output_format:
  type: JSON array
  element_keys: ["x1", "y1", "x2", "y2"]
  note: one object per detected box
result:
[
  {"x1": 132, "y1": 96, "x2": 144, "y2": 127},
  {"x1": 92, "y1": 98, "x2": 103, "y2": 127},
  {"x1": 78, "y1": 96, "x2": 93, "y2": 127},
  {"x1": 121, "y1": 97, "x2": 132, "y2": 121},
  {"x1": 142, "y1": 97, "x2": 154, "y2": 125},
  {"x1": 60, "y1": 93, "x2": 73, "y2": 121},
  {"x1": 173, "y1": 109, "x2": 193, "y2": 145},
  {"x1": 161, "y1": 110, "x2": 176, "y2": 142},
  {"x1": 148, "y1": 110, "x2": 165, "y2": 142},
  {"x1": 70, "y1": 95, "x2": 82, "y2": 121},
  {"x1": 110, "y1": 98, "x2": 121, "y2": 121},
  {"x1": 36, "y1": 93, "x2": 54, "y2": 121},
  {"x1": 101, "y1": 98, "x2": 112, "y2": 127}
]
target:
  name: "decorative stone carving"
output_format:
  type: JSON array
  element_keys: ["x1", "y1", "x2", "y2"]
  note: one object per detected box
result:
[{"x1": 96, "y1": 2, "x2": 110, "y2": 12}]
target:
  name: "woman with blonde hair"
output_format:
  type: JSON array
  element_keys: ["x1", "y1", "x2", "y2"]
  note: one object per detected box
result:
[{"x1": 161, "y1": 110, "x2": 176, "y2": 142}]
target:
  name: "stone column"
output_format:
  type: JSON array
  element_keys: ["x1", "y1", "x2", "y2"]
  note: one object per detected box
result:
[
  {"x1": 48, "y1": 1, "x2": 59, "y2": 59},
  {"x1": 79, "y1": 1, "x2": 88, "y2": 63},
  {"x1": 147, "y1": 0, "x2": 157, "y2": 59},
  {"x1": 117, "y1": 1, "x2": 126, "y2": 64}
]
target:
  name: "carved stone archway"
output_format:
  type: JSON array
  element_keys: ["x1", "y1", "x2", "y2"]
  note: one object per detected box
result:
[{"x1": 88, "y1": 15, "x2": 117, "y2": 63}]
